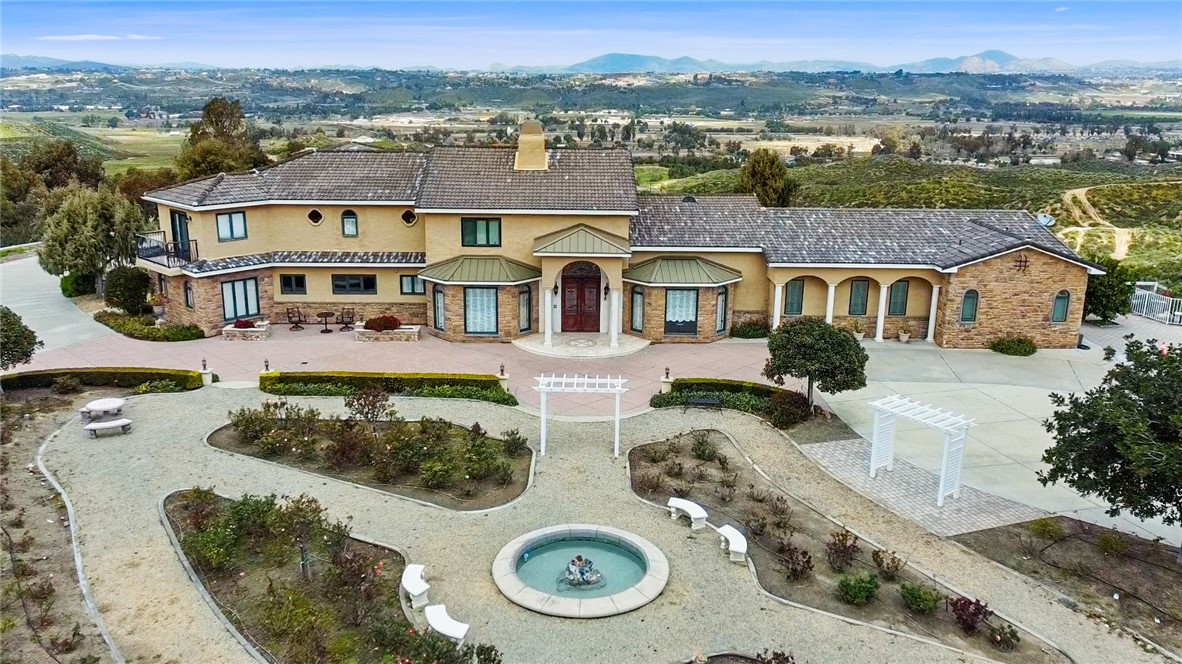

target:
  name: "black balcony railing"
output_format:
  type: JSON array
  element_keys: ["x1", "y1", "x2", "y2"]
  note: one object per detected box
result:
[{"x1": 136, "y1": 231, "x2": 197, "y2": 268}]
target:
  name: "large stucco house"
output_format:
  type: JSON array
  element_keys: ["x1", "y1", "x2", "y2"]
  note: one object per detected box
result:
[{"x1": 138, "y1": 121, "x2": 1100, "y2": 349}]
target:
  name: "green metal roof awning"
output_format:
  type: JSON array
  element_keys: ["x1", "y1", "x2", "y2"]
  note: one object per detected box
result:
[
  {"x1": 417, "y1": 256, "x2": 542, "y2": 285},
  {"x1": 533, "y1": 223, "x2": 631, "y2": 256},
  {"x1": 622, "y1": 257, "x2": 743, "y2": 287}
]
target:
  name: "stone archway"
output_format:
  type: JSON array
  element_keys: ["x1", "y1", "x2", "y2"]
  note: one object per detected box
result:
[{"x1": 560, "y1": 261, "x2": 603, "y2": 333}]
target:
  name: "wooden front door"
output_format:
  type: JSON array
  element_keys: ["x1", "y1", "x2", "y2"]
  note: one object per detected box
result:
[{"x1": 561, "y1": 278, "x2": 601, "y2": 332}]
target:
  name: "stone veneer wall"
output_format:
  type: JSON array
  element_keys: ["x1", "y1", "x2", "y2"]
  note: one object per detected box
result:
[
  {"x1": 426, "y1": 283, "x2": 536, "y2": 343},
  {"x1": 830, "y1": 314, "x2": 930, "y2": 340},
  {"x1": 623, "y1": 285, "x2": 732, "y2": 343},
  {"x1": 934, "y1": 250, "x2": 1087, "y2": 349}
]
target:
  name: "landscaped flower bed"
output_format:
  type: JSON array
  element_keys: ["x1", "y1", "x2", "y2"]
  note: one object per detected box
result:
[
  {"x1": 631, "y1": 430, "x2": 1069, "y2": 664},
  {"x1": 163, "y1": 489, "x2": 503, "y2": 663},
  {"x1": 209, "y1": 388, "x2": 531, "y2": 510}
]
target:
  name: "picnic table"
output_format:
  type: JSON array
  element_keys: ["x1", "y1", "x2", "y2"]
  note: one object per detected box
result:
[{"x1": 81, "y1": 397, "x2": 126, "y2": 421}]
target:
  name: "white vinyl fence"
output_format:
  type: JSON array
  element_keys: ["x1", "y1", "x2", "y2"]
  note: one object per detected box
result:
[{"x1": 1131, "y1": 282, "x2": 1182, "y2": 326}]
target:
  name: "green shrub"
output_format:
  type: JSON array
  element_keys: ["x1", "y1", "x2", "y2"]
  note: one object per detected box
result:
[
  {"x1": 671, "y1": 378, "x2": 779, "y2": 398},
  {"x1": 183, "y1": 525, "x2": 237, "y2": 573},
  {"x1": 871, "y1": 549, "x2": 906, "y2": 581},
  {"x1": 50, "y1": 375, "x2": 82, "y2": 394},
  {"x1": 767, "y1": 390, "x2": 811, "y2": 428},
  {"x1": 1026, "y1": 517, "x2": 1065, "y2": 541},
  {"x1": 690, "y1": 431, "x2": 718, "y2": 462},
  {"x1": 837, "y1": 572, "x2": 880, "y2": 605},
  {"x1": 0, "y1": 367, "x2": 203, "y2": 391},
  {"x1": 500, "y1": 429, "x2": 529, "y2": 456},
  {"x1": 94, "y1": 311, "x2": 205, "y2": 342},
  {"x1": 899, "y1": 582, "x2": 943, "y2": 614},
  {"x1": 259, "y1": 371, "x2": 503, "y2": 393},
  {"x1": 59, "y1": 273, "x2": 96, "y2": 298},
  {"x1": 989, "y1": 336, "x2": 1037, "y2": 356},
  {"x1": 1098, "y1": 531, "x2": 1132, "y2": 556},
  {"x1": 731, "y1": 318, "x2": 771, "y2": 338},
  {"x1": 987, "y1": 624, "x2": 1021, "y2": 652},
  {"x1": 228, "y1": 406, "x2": 273, "y2": 446},
  {"x1": 420, "y1": 457, "x2": 460, "y2": 489},
  {"x1": 266, "y1": 382, "x2": 357, "y2": 396},
  {"x1": 408, "y1": 385, "x2": 518, "y2": 406},
  {"x1": 104, "y1": 266, "x2": 151, "y2": 315},
  {"x1": 462, "y1": 436, "x2": 506, "y2": 480},
  {"x1": 134, "y1": 380, "x2": 182, "y2": 394},
  {"x1": 650, "y1": 390, "x2": 770, "y2": 415}
]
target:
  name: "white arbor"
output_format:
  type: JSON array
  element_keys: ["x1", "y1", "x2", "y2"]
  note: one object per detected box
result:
[
  {"x1": 868, "y1": 395, "x2": 975, "y2": 507},
  {"x1": 533, "y1": 374, "x2": 629, "y2": 457}
]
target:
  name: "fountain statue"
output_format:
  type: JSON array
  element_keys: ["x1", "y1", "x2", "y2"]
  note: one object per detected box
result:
[{"x1": 562, "y1": 555, "x2": 603, "y2": 588}]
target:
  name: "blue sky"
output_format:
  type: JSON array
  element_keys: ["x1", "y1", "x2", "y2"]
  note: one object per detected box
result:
[{"x1": 2, "y1": 1, "x2": 1179, "y2": 69}]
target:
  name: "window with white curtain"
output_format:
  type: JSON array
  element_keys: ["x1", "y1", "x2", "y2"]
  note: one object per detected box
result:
[
  {"x1": 664, "y1": 288, "x2": 698, "y2": 335},
  {"x1": 464, "y1": 287, "x2": 498, "y2": 334},
  {"x1": 221, "y1": 278, "x2": 259, "y2": 320},
  {"x1": 631, "y1": 286, "x2": 644, "y2": 332}
]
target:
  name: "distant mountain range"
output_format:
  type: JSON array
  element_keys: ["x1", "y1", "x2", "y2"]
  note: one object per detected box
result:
[{"x1": 3, "y1": 50, "x2": 1180, "y2": 75}]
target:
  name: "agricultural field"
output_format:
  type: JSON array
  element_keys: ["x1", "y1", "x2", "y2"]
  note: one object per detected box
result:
[
  {"x1": 0, "y1": 117, "x2": 115, "y2": 160},
  {"x1": 0, "y1": 114, "x2": 185, "y2": 173},
  {"x1": 742, "y1": 135, "x2": 881, "y2": 155}
]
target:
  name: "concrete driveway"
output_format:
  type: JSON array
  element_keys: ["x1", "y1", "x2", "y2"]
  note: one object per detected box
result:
[{"x1": 0, "y1": 255, "x2": 114, "y2": 352}]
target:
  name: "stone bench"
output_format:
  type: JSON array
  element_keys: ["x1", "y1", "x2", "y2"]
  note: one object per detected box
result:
[
  {"x1": 424, "y1": 604, "x2": 469, "y2": 648},
  {"x1": 667, "y1": 497, "x2": 707, "y2": 531},
  {"x1": 83, "y1": 418, "x2": 132, "y2": 438},
  {"x1": 717, "y1": 524, "x2": 748, "y2": 563},
  {"x1": 80, "y1": 406, "x2": 121, "y2": 421},
  {"x1": 400, "y1": 563, "x2": 430, "y2": 610}
]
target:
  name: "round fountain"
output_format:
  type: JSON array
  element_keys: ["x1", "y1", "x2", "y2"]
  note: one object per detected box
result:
[{"x1": 492, "y1": 524, "x2": 669, "y2": 618}]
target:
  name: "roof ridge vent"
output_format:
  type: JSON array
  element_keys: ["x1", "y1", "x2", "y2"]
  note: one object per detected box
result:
[{"x1": 682, "y1": 195, "x2": 698, "y2": 203}]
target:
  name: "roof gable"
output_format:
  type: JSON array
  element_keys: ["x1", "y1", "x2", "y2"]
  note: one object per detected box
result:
[
  {"x1": 533, "y1": 224, "x2": 631, "y2": 256},
  {"x1": 623, "y1": 256, "x2": 742, "y2": 286}
]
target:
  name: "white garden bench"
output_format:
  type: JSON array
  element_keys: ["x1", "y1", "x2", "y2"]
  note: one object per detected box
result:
[
  {"x1": 667, "y1": 497, "x2": 707, "y2": 531},
  {"x1": 717, "y1": 524, "x2": 748, "y2": 563},
  {"x1": 424, "y1": 604, "x2": 469, "y2": 648},
  {"x1": 83, "y1": 418, "x2": 132, "y2": 438},
  {"x1": 400, "y1": 563, "x2": 430, "y2": 610}
]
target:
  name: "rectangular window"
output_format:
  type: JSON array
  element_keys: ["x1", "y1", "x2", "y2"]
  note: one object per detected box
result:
[
  {"x1": 888, "y1": 281, "x2": 909, "y2": 316},
  {"x1": 221, "y1": 278, "x2": 259, "y2": 320},
  {"x1": 215, "y1": 211, "x2": 247, "y2": 242},
  {"x1": 961, "y1": 290, "x2": 979, "y2": 323},
  {"x1": 785, "y1": 279, "x2": 804, "y2": 316},
  {"x1": 464, "y1": 287, "x2": 498, "y2": 334},
  {"x1": 279, "y1": 274, "x2": 306, "y2": 295},
  {"x1": 716, "y1": 287, "x2": 728, "y2": 333},
  {"x1": 631, "y1": 288, "x2": 644, "y2": 332},
  {"x1": 519, "y1": 287, "x2": 532, "y2": 332},
  {"x1": 664, "y1": 288, "x2": 699, "y2": 335},
  {"x1": 331, "y1": 274, "x2": 377, "y2": 295},
  {"x1": 342, "y1": 213, "x2": 358, "y2": 237},
  {"x1": 433, "y1": 287, "x2": 445, "y2": 330},
  {"x1": 848, "y1": 279, "x2": 869, "y2": 316},
  {"x1": 461, "y1": 218, "x2": 501, "y2": 247},
  {"x1": 400, "y1": 275, "x2": 425, "y2": 295},
  {"x1": 183, "y1": 281, "x2": 194, "y2": 309}
]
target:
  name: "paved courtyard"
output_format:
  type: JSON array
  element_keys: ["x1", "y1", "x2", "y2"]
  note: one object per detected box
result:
[{"x1": 40, "y1": 390, "x2": 1161, "y2": 664}]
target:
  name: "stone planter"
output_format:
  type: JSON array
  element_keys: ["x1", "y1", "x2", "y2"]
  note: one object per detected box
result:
[
  {"x1": 851, "y1": 331, "x2": 865, "y2": 341},
  {"x1": 354, "y1": 325, "x2": 421, "y2": 342},
  {"x1": 222, "y1": 321, "x2": 272, "y2": 341},
  {"x1": 898, "y1": 332, "x2": 911, "y2": 343},
  {"x1": 152, "y1": 305, "x2": 166, "y2": 317}
]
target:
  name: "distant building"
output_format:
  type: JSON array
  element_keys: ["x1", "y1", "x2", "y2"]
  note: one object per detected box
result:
[
  {"x1": 350, "y1": 136, "x2": 378, "y2": 144},
  {"x1": 1028, "y1": 155, "x2": 1061, "y2": 166}
]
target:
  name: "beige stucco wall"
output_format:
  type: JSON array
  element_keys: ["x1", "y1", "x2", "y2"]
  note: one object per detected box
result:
[
  {"x1": 628, "y1": 251, "x2": 768, "y2": 312},
  {"x1": 422, "y1": 213, "x2": 632, "y2": 265},
  {"x1": 271, "y1": 267, "x2": 426, "y2": 305},
  {"x1": 156, "y1": 204, "x2": 424, "y2": 261}
]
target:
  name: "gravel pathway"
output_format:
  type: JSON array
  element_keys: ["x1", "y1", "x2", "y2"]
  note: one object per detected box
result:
[{"x1": 40, "y1": 390, "x2": 1162, "y2": 664}]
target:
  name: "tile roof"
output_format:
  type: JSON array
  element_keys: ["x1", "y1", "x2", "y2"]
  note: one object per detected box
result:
[
  {"x1": 623, "y1": 256, "x2": 743, "y2": 286},
  {"x1": 417, "y1": 255, "x2": 542, "y2": 284},
  {"x1": 183, "y1": 251, "x2": 426, "y2": 275},
  {"x1": 631, "y1": 196, "x2": 1092, "y2": 270},
  {"x1": 418, "y1": 147, "x2": 637, "y2": 211},
  {"x1": 147, "y1": 147, "x2": 427, "y2": 207},
  {"x1": 533, "y1": 224, "x2": 631, "y2": 255}
]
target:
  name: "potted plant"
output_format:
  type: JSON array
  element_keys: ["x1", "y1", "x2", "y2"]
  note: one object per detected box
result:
[
  {"x1": 849, "y1": 319, "x2": 865, "y2": 341},
  {"x1": 898, "y1": 322, "x2": 911, "y2": 344},
  {"x1": 149, "y1": 293, "x2": 167, "y2": 317}
]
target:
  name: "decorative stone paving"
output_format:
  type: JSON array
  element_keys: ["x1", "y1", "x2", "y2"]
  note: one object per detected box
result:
[{"x1": 801, "y1": 438, "x2": 1047, "y2": 536}]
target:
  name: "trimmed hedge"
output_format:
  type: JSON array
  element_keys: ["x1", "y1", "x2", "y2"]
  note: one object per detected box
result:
[
  {"x1": 60, "y1": 273, "x2": 96, "y2": 298},
  {"x1": 670, "y1": 378, "x2": 780, "y2": 399},
  {"x1": 988, "y1": 336, "x2": 1037, "y2": 357},
  {"x1": 0, "y1": 367, "x2": 204, "y2": 391},
  {"x1": 94, "y1": 311, "x2": 205, "y2": 342},
  {"x1": 259, "y1": 371, "x2": 503, "y2": 393}
]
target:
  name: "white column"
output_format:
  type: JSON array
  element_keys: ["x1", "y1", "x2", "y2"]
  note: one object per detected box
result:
[
  {"x1": 609, "y1": 289, "x2": 620, "y2": 348},
  {"x1": 771, "y1": 283, "x2": 784, "y2": 329},
  {"x1": 543, "y1": 288, "x2": 553, "y2": 346},
  {"x1": 926, "y1": 284, "x2": 940, "y2": 343},
  {"x1": 539, "y1": 390, "x2": 548, "y2": 456},
  {"x1": 824, "y1": 283, "x2": 837, "y2": 324},
  {"x1": 613, "y1": 391, "x2": 621, "y2": 457},
  {"x1": 874, "y1": 283, "x2": 888, "y2": 342}
]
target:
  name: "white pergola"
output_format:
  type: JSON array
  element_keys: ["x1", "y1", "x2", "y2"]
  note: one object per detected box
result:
[
  {"x1": 533, "y1": 374, "x2": 629, "y2": 457},
  {"x1": 868, "y1": 395, "x2": 976, "y2": 507}
]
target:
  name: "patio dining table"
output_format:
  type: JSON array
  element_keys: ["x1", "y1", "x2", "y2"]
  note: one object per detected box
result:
[{"x1": 316, "y1": 311, "x2": 336, "y2": 334}]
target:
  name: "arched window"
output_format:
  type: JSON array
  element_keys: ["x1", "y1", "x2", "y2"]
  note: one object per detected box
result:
[
  {"x1": 433, "y1": 285, "x2": 445, "y2": 330},
  {"x1": 183, "y1": 281, "x2": 194, "y2": 309},
  {"x1": 1051, "y1": 290, "x2": 1070, "y2": 323},
  {"x1": 341, "y1": 210, "x2": 359, "y2": 237},
  {"x1": 716, "y1": 286, "x2": 728, "y2": 333},
  {"x1": 960, "y1": 289, "x2": 978, "y2": 323},
  {"x1": 631, "y1": 286, "x2": 644, "y2": 332},
  {"x1": 519, "y1": 285, "x2": 532, "y2": 332}
]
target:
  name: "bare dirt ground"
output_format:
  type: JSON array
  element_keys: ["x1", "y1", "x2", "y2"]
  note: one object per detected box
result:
[{"x1": 1, "y1": 388, "x2": 123, "y2": 664}]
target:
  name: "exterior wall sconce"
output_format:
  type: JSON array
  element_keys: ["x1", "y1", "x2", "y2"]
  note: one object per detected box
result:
[
  {"x1": 553, "y1": 283, "x2": 559, "y2": 296},
  {"x1": 603, "y1": 283, "x2": 610, "y2": 300}
]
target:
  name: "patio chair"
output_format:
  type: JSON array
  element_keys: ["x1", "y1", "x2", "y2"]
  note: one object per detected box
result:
[
  {"x1": 287, "y1": 307, "x2": 307, "y2": 331},
  {"x1": 337, "y1": 307, "x2": 356, "y2": 331}
]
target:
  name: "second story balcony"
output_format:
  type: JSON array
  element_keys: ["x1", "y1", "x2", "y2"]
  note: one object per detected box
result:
[{"x1": 136, "y1": 231, "x2": 198, "y2": 269}]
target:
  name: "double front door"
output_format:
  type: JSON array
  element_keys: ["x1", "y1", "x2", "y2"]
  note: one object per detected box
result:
[{"x1": 561, "y1": 277, "x2": 600, "y2": 332}]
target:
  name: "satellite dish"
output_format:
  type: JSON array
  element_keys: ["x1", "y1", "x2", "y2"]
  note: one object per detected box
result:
[{"x1": 1036, "y1": 213, "x2": 1055, "y2": 228}]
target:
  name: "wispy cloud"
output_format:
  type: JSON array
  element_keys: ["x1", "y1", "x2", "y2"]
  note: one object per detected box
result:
[
  {"x1": 37, "y1": 33, "x2": 163, "y2": 42},
  {"x1": 1055, "y1": 6, "x2": 1071, "y2": 11}
]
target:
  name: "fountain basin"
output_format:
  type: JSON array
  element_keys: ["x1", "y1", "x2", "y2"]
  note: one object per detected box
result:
[{"x1": 492, "y1": 524, "x2": 669, "y2": 618}]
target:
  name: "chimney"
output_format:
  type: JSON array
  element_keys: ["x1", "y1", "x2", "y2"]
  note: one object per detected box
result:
[{"x1": 514, "y1": 120, "x2": 547, "y2": 171}]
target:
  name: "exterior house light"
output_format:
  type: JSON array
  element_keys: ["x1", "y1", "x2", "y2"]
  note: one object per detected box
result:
[{"x1": 603, "y1": 283, "x2": 610, "y2": 300}]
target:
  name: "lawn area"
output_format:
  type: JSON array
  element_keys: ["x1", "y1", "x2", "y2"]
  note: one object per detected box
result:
[
  {"x1": 635, "y1": 164, "x2": 670, "y2": 187},
  {"x1": 75, "y1": 126, "x2": 185, "y2": 174}
]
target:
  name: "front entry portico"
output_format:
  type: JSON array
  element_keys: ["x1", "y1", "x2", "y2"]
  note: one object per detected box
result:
[{"x1": 561, "y1": 261, "x2": 602, "y2": 332}]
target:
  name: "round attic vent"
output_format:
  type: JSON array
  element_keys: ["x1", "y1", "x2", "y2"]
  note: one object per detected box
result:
[
  {"x1": 401, "y1": 209, "x2": 418, "y2": 226},
  {"x1": 682, "y1": 195, "x2": 698, "y2": 203},
  {"x1": 307, "y1": 209, "x2": 324, "y2": 225}
]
